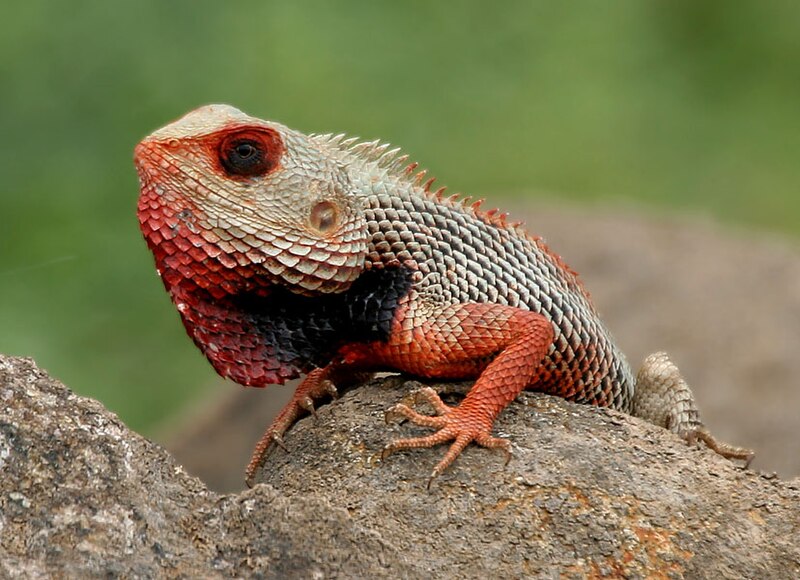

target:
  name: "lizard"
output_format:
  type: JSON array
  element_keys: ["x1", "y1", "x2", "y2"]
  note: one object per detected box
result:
[{"x1": 135, "y1": 104, "x2": 754, "y2": 487}]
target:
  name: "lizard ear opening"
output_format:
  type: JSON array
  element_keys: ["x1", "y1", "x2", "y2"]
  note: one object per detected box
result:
[{"x1": 309, "y1": 200, "x2": 340, "y2": 234}]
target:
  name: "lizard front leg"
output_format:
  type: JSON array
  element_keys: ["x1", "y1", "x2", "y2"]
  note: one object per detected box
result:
[
  {"x1": 348, "y1": 302, "x2": 555, "y2": 485},
  {"x1": 245, "y1": 366, "x2": 369, "y2": 486}
]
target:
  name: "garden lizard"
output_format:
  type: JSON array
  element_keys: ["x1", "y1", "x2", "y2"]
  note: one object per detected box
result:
[{"x1": 135, "y1": 104, "x2": 753, "y2": 486}]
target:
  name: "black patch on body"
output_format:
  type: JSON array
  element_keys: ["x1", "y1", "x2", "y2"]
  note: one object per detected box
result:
[{"x1": 233, "y1": 266, "x2": 413, "y2": 370}]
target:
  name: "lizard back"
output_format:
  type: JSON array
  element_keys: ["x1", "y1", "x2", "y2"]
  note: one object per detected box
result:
[{"x1": 342, "y1": 150, "x2": 636, "y2": 410}]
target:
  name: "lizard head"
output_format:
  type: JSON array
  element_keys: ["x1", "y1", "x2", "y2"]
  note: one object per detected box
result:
[
  {"x1": 135, "y1": 104, "x2": 368, "y2": 297},
  {"x1": 135, "y1": 105, "x2": 378, "y2": 386}
]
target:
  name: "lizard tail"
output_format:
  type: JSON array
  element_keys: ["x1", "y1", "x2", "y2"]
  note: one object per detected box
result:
[{"x1": 632, "y1": 352, "x2": 754, "y2": 465}]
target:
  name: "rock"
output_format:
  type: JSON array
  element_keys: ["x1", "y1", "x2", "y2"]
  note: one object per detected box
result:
[
  {"x1": 0, "y1": 355, "x2": 409, "y2": 578},
  {"x1": 1, "y1": 355, "x2": 798, "y2": 577}
]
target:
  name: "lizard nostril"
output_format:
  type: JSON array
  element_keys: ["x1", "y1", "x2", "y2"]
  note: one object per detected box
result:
[{"x1": 309, "y1": 200, "x2": 340, "y2": 234}]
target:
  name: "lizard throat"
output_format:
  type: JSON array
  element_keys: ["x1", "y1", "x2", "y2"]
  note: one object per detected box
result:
[
  {"x1": 166, "y1": 266, "x2": 415, "y2": 386},
  {"x1": 138, "y1": 179, "x2": 413, "y2": 385}
]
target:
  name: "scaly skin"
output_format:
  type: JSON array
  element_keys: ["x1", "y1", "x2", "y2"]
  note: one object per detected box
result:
[{"x1": 135, "y1": 104, "x2": 753, "y2": 486}]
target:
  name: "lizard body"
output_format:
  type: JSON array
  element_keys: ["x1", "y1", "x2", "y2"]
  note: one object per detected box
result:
[{"x1": 135, "y1": 104, "x2": 752, "y2": 486}]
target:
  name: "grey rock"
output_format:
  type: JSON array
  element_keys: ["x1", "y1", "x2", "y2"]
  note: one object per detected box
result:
[
  {"x1": 1, "y1": 354, "x2": 799, "y2": 578},
  {"x1": 0, "y1": 356, "x2": 406, "y2": 578}
]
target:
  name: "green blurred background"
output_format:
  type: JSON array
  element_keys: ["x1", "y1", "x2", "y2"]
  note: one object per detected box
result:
[{"x1": 2, "y1": 1, "x2": 799, "y2": 435}]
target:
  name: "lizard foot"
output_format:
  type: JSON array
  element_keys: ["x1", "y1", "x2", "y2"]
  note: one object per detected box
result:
[
  {"x1": 382, "y1": 388, "x2": 511, "y2": 488},
  {"x1": 245, "y1": 370, "x2": 338, "y2": 487},
  {"x1": 683, "y1": 427, "x2": 755, "y2": 468}
]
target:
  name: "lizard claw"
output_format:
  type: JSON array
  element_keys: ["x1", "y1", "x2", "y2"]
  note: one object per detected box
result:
[
  {"x1": 384, "y1": 404, "x2": 407, "y2": 425},
  {"x1": 298, "y1": 396, "x2": 316, "y2": 418},
  {"x1": 270, "y1": 431, "x2": 288, "y2": 452},
  {"x1": 298, "y1": 380, "x2": 338, "y2": 419},
  {"x1": 320, "y1": 379, "x2": 339, "y2": 399}
]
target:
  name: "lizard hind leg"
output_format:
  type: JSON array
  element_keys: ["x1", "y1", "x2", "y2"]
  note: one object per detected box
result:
[{"x1": 633, "y1": 352, "x2": 754, "y2": 466}]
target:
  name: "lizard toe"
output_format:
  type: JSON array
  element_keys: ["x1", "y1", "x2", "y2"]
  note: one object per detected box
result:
[
  {"x1": 384, "y1": 402, "x2": 450, "y2": 428},
  {"x1": 245, "y1": 430, "x2": 289, "y2": 487},
  {"x1": 382, "y1": 404, "x2": 508, "y2": 485},
  {"x1": 297, "y1": 395, "x2": 318, "y2": 418},
  {"x1": 683, "y1": 427, "x2": 755, "y2": 467}
]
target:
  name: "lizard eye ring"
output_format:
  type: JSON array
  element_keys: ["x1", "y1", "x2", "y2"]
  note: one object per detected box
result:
[{"x1": 218, "y1": 130, "x2": 280, "y2": 177}]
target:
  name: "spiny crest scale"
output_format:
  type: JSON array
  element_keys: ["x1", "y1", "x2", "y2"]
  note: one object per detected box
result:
[{"x1": 306, "y1": 126, "x2": 558, "y2": 256}]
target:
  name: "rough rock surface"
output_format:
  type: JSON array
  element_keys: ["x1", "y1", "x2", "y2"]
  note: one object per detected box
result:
[
  {"x1": 0, "y1": 356, "x2": 408, "y2": 578},
  {"x1": 2, "y1": 355, "x2": 799, "y2": 578}
]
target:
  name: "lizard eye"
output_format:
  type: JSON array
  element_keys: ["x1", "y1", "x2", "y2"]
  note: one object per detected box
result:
[
  {"x1": 219, "y1": 131, "x2": 276, "y2": 177},
  {"x1": 234, "y1": 142, "x2": 257, "y2": 160}
]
